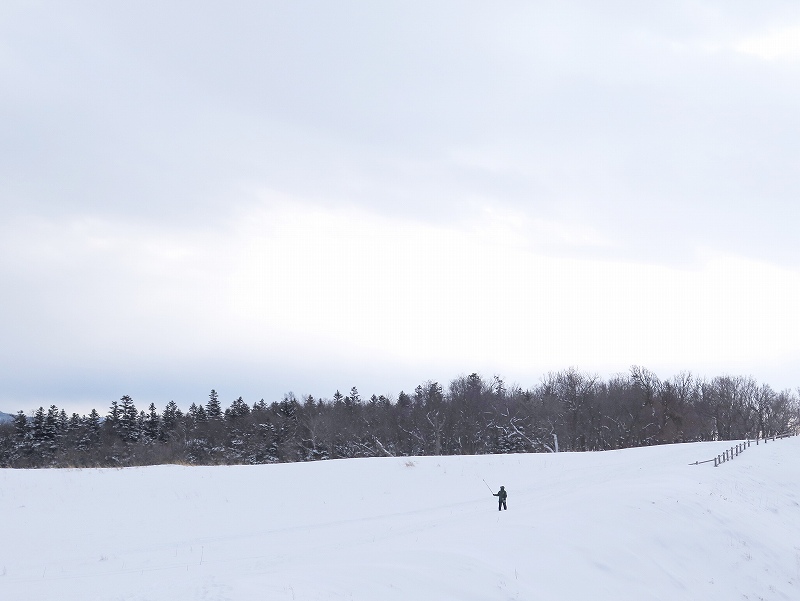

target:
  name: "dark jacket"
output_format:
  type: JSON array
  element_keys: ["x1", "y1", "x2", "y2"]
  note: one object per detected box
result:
[{"x1": 494, "y1": 488, "x2": 507, "y2": 501}]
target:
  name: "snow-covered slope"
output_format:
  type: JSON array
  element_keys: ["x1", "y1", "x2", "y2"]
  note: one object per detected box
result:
[
  {"x1": 1, "y1": 438, "x2": 798, "y2": 601},
  {"x1": 0, "y1": 411, "x2": 14, "y2": 424}
]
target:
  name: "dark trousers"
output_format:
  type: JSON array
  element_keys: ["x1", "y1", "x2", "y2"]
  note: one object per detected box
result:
[{"x1": 498, "y1": 499, "x2": 507, "y2": 511}]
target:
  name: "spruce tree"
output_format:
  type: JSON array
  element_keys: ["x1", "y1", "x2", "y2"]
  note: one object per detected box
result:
[
  {"x1": 12, "y1": 411, "x2": 31, "y2": 460},
  {"x1": 118, "y1": 395, "x2": 140, "y2": 442},
  {"x1": 226, "y1": 396, "x2": 250, "y2": 420},
  {"x1": 13, "y1": 411, "x2": 29, "y2": 440},
  {"x1": 206, "y1": 389, "x2": 222, "y2": 420},
  {"x1": 78, "y1": 410, "x2": 101, "y2": 452},
  {"x1": 107, "y1": 399, "x2": 120, "y2": 430},
  {"x1": 32, "y1": 406, "x2": 46, "y2": 442},
  {"x1": 144, "y1": 403, "x2": 160, "y2": 441},
  {"x1": 86, "y1": 408, "x2": 101, "y2": 435},
  {"x1": 57, "y1": 409, "x2": 69, "y2": 436},
  {"x1": 160, "y1": 400, "x2": 180, "y2": 439},
  {"x1": 44, "y1": 406, "x2": 59, "y2": 441}
]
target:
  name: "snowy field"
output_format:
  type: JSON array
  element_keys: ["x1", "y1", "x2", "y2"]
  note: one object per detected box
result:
[{"x1": 1, "y1": 437, "x2": 799, "y2": 601}]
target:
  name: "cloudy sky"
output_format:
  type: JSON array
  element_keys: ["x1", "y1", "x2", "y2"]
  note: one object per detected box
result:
[{"x1": 2, "y1": 1, "x2": 800, "y2": 415}]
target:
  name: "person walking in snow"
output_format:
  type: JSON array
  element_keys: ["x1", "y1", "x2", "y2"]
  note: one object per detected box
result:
[{"x1": 494, "y1": 485, "x2": 507, "y2": 511}]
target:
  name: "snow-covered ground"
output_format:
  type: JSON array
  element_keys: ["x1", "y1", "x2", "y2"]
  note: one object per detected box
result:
[{"x1": 1, "y1": 437, "x2": 799, "y2": 601}]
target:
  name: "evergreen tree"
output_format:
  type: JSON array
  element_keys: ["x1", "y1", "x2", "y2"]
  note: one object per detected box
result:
[
  {"x1": 206, "y1": 389, "x2": 222, "y2": 420},
  {"x1": 138, "y1": 410, "x2": 146, "y2": 438},
  {"x1": 32, "y1": 406, "x2": 46, "y2": 440},
  {"x1": 397, "y1": 391, "x2": 411, "y2": 409},
  {"x1": 225, "y1": 396, "x2": 250, "y2": 421},
  {"x1": 118, "y1": 395, "x2": 140, "y2": 442},
  {"x1": 44, "y1": 405, "x2": 59, "y2": 441},
  {"x1": 10, "y1": 411, "x2": 31, "y2": 462},
  {"x1": 13, "y1": 411, "x2": 29, "y2": 440},
  {"x1": 86, "y1": 408, "x2": 101, "y2": 434},
  {"x1": 161, "y1": 400, "x2": 180, "y2": 439},
  {"x1": 78, "y1": 409, "x2": 102, "y2": 452},
  {"x1": 144, "y1": 403, "x2": 160, "y2": 441},
  {"x1": 57, "y1": 409, "x2": 69, "y2": 436},
  {"x1": 107, "y1": 399, "x2": 120, "y2": 430}
]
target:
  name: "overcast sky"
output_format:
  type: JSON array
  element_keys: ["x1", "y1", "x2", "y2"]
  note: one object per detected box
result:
[{"x1": 2, "y1": 1, "x2": 800, "y2": 415}]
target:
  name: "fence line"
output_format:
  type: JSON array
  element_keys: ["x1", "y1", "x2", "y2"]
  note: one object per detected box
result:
[{"x1": 689, "y1": 429, "x2": 798, "y2": 467}]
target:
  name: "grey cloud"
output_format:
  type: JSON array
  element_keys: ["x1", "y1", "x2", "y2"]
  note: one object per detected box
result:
[{"x1": 4, "y1": 2, "x2": 799, "y2": 247}]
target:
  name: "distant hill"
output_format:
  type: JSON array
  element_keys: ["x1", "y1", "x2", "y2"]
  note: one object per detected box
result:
[{"x1": 0, "y1": 411, "x2": 15, "y2": 424}]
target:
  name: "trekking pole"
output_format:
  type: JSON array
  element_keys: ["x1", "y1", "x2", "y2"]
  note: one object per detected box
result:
[{"x1": 482, "y1": 478, "x2": 494, "y2": 494}]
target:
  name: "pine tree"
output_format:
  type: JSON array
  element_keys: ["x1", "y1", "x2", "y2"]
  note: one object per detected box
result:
[
  {"x1": 78, "y1": 409, "x2": 101, "y2": 452},
  {"x1": 225, "y1": 396, "x2": 250, "y2": 421},
  {"x1": 206, "y1": 389, "x2": 222, "y2": 420},
  {"x1": 397, "y1": 391, "x2": 411, "y2": 409},
  {"x1": 13, "y1": 411, "x2": 29, "y2": 440},
  {"x1": 161, "y1": 400, "x2": 180, "y2": 439},
  {"x1": 44, "y1": 406, "x2": 59, "y2": 441},
  {"x1": 57, "y1": 409, "x2": 69, "y2": 436},
  {"x1": 118, "y1": 395, "x2": 140, "y2": 442},
  {"x1": 144, "y1": 403, "x2": 160, "y2": 441},
  {"x1": 86, "y1": 408, "x2": 101, "y2": 434},
  {"x1": 107, "y1": 399, "x2": 120, "y2": 430},
  {"x1": 11, "y1": 411, "x2": 31, "y2": 462}
]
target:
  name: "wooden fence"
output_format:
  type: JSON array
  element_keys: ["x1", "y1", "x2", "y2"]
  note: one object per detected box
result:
[{"x1": 689, "y1": 430, "x2": 798, "y2": 467}]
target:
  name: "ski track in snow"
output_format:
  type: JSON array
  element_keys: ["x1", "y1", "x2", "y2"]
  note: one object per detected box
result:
[{"x1": 1, "y1": 438, "x2": 799, "y2": 600}]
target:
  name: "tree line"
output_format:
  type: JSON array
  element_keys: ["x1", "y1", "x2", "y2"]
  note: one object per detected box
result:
[{"x1": 1, "y1": 367, "x2": 798, "y2": 468}]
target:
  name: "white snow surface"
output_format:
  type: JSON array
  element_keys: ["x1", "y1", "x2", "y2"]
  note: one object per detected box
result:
[{"x1": 2, "y1": 438, "x2": 799, "y2": 600}]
